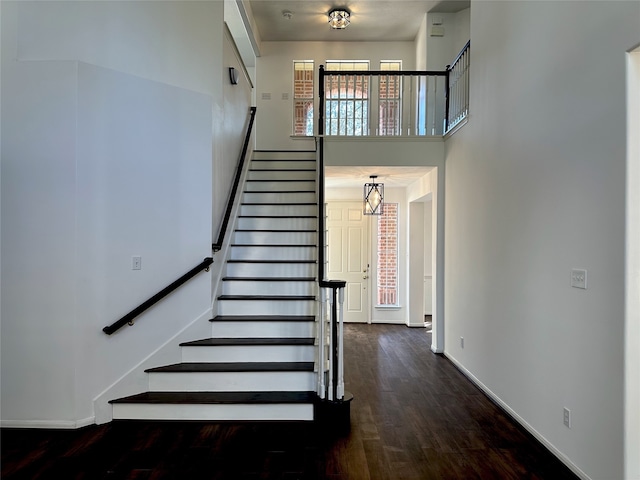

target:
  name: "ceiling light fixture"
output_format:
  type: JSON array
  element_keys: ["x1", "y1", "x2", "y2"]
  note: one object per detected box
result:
[
  {"x1": 364, "y1": 176, "x2": 384, "y2": 215},
  {"x1": 328, "y1": 9, "x2": 350, "y2": 29}
]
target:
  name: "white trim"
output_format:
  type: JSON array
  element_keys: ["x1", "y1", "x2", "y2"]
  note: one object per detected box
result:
[
  {"x1": 444, "y1": 115, "x2": 468, "y2": 139},
  {"x1": 445, "y1": 353, "x2": 591, "y2": 480},
  {"x1": 1, "y1": 417, "x2": 95, "y2": 429}
]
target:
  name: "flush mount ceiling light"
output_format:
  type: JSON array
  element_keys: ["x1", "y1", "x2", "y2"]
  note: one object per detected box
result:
[
  {"x1": 328, "y1": 9, "x2": 350, "y2": 29},
  {"x1": 364, "y1": 176, "x2": 384, "y2": 215}
]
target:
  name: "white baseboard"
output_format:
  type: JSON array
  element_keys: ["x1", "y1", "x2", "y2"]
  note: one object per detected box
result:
[
  {"x1": 445, "y1": 353, "x2": 591, "y2": 480},
  {"x1": 1, "y1": 417, "x2": 95, "y2": 429}
]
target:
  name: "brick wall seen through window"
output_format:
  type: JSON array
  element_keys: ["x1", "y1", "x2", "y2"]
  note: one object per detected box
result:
[
  {"x1": 293, "y1": 61, "x2": 314, "y2": 136},
  {"x1": 377, "y1": 203, "x2": 398, "y2": 306}
]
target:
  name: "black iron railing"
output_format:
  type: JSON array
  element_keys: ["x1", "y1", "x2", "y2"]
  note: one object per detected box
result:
[
  {"x1": 102, "y1": 257, "x2": 213, "y2": 335},
  {"x1": 213, "y1": 106, "x2": 257, "y2": 252}
]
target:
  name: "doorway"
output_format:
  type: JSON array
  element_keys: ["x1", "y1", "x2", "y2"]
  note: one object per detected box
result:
[{"x1": 326, "y1": 201, "x2": 370, "y2": 323}]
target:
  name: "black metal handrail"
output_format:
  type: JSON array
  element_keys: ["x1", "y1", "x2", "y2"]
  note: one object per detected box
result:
[
  {"x1": 318, "y1": 67, "x2": 326, "y2": 282},
  {"x1": 446, "y1": 41, "x2": 471, "y2": 131},
  {"x1": 102, "y1": 257, "x2": 213, "y2": 335},
  {"x1": 213, "y1": 106, "x2": 257, "y2": 252}
]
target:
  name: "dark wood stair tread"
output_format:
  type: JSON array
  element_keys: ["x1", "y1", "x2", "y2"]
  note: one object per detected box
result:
[
  {"x1": 234, "y1": 229, "x2": 316, "y2": 233},
  {"x1": 110, "y1": 391, "x2": 317, "y2": 404},
  {"x1": 211, "y1": 315, "x2": 315, "y2": 322},
  {"x1": 231, "y1": 244, "x2": 316, "y2": 247},
  {"x1": 238, "y1": 215, "x2": 317, "y2": 219},
  {"x1": 244, "y1": 190, "x2": 315, "y2": 193},
  {"x1": 180, "y1": 338, "x2": 314, "y2": 347},
  {"x1": 250, "y1": 169, "x2": 316, "y2": 172},
  {"x1": 241, "y1": 202, "x2": 317, "y2": 205},
  {"x1": 217, "y1": 295, "x2": 315, "y2": 301},
  {"x1": 226, "y1": 259, "x2": 316, "y2": 264},
  {"x1": 146, "y1": 362, "x2": 314, "y2": 373},
  {"x1": 222, "y1": 277, "x2": 315, "y2": 282}
]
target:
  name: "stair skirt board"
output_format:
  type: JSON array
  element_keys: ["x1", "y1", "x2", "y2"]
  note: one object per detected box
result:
[
  {"x1": 181, "y1": 344, "x2": 315, "y2": 363},
  {"x1": 112, "y1": 403, "x2": 314, "y2": 421},
  {"x1": 148, "y1": 371, "x2": 315, "y2": 392},
  {"x1": 211, "y1": 320, "x2": 315, "y2": 338}
]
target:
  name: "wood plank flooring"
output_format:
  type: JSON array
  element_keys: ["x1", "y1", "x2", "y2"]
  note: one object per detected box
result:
[{"x1": 1, "y1": 324, "x2": 579, "y2": 480}]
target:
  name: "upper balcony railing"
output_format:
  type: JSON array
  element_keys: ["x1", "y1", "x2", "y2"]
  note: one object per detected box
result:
[{"x1": 318, "y1": 41, "x2": 469, "y2": 138}]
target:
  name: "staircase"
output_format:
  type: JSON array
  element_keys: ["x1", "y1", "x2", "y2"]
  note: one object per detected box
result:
[{"x1": 110, "y1": 150, "x2": 319, "y2": 421}]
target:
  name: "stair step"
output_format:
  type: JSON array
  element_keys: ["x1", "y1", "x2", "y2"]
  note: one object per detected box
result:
[
  {"x1": 218, "y1": 295, "x2": 315, "y2": 301},
  {"x1": 111, "y1": 391, "x2": 316, "y2": 404},
  {"x1": 222, "y1": 277, "x2": 315, "y2": 282},
  {"x1": 225, "y1": 260, "x2": 316, "y2": 278},
  {"x1": 146, "y1": 362, "x2": 314, "y2": 373},
  {"x1": 211, "y1": 315, "x2": 315, "y2": 322},
  {"x1": 243, "y1": 191, "x2": 316, "y2": 203},
  {"x1": 240, "y1": 204, "x2": 317, "y2": 216},
  {"x1": 210, "y1": 316, "x2": 316, "y2": 339},
  {"x1": 111, "y1": 391, "x2": 316, "y2": 421},
  {"x1": 236, "y1": 216, "x2": 316, "y2": 230},
  {"x1": 181, "y1": 338, "x2": 314, "y2": 347}
]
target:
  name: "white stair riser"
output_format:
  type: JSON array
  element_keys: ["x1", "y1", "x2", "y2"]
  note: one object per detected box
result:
[
  {"x1": 226, "y1": 262, "x2": 316, "y2": 278},
  {"x1": 182, "y1": 345, "x2": 315, "y2": 363},
  {"x1": 248, "y1": 170, "x2": 316, "y2": 181},
  {"x1": 242, "y1": 192, "x2": 316, "y2": 204},
  {"x1": 211, "y1": 321, "x2": 315, "y2": 338},
  {"x1": 233, "y1": 231, "x2": 317, "y2": 245},
  {"x1": 230, "y1": 246, "x2": 316, "y2": 261},
  {"x1": 222, "y1": 281, "x2": 316, "y2": 296},
  {"x1": 217, "y1": 299, "x2": 316, "y2": 316},
  {"x1": 252, "y1": 151, "x2": 316, "y2": 161},
  {"x1": 250, "y1": 160, "x2": 317, "y2": 170},
  {"x1": 112, "y1": 403, "x2": 313, "y2": 421},
  {"x1": 237, "y1": 217, "x2": 316, "y2": 230},
  {"x1": 148, "y1": 371, "x2": 315, "y2": 392},
  {"x1": 240, "y1": 204, "x2": 316, "y2": 216},
  {"x1": 246, "y1": 181, "x2": 315, "y2": 192}
]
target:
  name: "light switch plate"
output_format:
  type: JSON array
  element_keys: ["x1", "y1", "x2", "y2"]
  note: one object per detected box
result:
[{"x1": 571, "y1": 269, "x2": 587, "y2": 289}]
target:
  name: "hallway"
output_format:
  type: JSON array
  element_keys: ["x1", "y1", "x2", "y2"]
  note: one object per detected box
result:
[{"x1": 1, "y1": 324, "x2": 578, "y2": 479}]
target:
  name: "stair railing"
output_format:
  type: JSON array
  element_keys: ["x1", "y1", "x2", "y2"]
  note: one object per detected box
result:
[
  {"x1": 213, "y1": 106, "x2": 257, "y2": 252},
  {"x1": 445, "y1": 40, "x2": 470, "y2": 132},
  {"x1": 317, "y1": 67, "x2": 348, "y2": 403},
  {"x1": 102, "y1": 257, "x2": 213, "y2": 335},
  {"x1": 103, "y1": 107, "x2": 256, "y2": 335},
  {"x1": 318, "y1": 43, "x2": 469, "y2": 137}
]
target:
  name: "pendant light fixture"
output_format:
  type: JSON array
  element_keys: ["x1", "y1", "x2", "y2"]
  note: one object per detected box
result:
[
  {"x1": 364, "y1": 175, "x2": 384, "y2": 215},
  {"x1": 328, "y1": 9, "x2": 350, "y2": 29}
]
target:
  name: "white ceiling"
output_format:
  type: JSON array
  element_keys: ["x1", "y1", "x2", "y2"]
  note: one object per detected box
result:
[{"x1": 248, "y1": 0, "x2": 470, "y2": 43}]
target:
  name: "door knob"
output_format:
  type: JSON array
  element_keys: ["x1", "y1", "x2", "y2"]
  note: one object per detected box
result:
[{"x1": 363, "y1": 275, "x2": 368, "y2": 279}]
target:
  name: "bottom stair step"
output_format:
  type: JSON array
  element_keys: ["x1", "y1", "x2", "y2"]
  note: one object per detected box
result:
[{"x1": 110, "y1": 391, "x2": 316, "y2": 421}]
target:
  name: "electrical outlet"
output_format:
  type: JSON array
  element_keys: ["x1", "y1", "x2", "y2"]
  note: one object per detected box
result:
[
  {"x1": 571, "y1": 269, "x2": 587, "y2": 289},
  {"x1": 460, "y1": 337, "x2": 464, "y2": 349},
  {"x1": 132, "y1": 256, "x2": 142, "y2": 270},
  {"x1": 563, "y1": 407, "x2": 571, "y2": 428}
]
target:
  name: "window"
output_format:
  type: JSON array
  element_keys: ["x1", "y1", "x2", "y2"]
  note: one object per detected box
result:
[
  {"x1": 293, "y1": 61, "x2": 314, "y2": 136},
  {"x1": 325, "y1": 60, "x2": 369, "y2": 135},
  {"x1": 379, "y1": 61, "x2": 402, "y2": 136},
  {"x1": 377, "y1": 203, "x2": 398, "y2": 306}
]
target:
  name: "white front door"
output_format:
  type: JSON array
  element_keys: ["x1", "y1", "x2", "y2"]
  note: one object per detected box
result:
[{"x1": 326, "y1": 202, "x2": 370, "y2": 323}]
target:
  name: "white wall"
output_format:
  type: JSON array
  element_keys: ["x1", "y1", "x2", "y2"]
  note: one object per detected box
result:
[
  {"x1": 425, "y1": 9, "x2": 470, "y2": 71},
  {"x1": 626, "y1": 47, "x2": 640, "y2": 480},
  {"x1": 255, "y1": 41, "x2": 415, "y2": 150},
  {"x1": 444, "y1": 2, "x2": 639, "y2": 479},
  {"x1": 1, "y1": 0, "x2": 230, "y2": 427}
]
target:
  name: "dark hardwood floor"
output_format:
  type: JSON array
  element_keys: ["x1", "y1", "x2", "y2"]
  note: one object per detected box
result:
[{"x1": 1, "y1": 324, "x2": 579, "y2": 479}]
